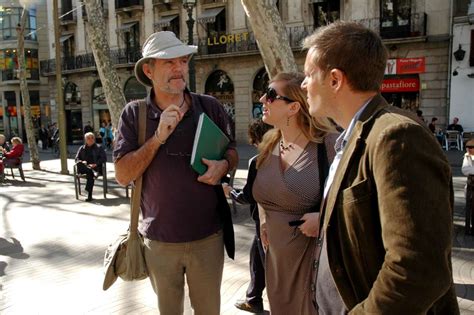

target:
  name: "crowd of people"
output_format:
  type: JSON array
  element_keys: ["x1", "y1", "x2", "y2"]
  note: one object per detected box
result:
[
  {"x1": 0, "y1": 20, "x2": 471, "y2": 314},
  {"x1": 107, "y1": 24, "x2": 463, "y2": 314}
]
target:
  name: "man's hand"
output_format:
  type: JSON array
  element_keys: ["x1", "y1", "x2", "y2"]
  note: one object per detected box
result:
[
  {"x1": 299, "y1": 212, "x2": 320, "y2": 237},
  {"x1": 89, "y1": 163, "x2": 97, "y2": 169},
  {"x1": 156, "y1": 105, "x2": 183, "y2": 142},
  {"x1": 197, "y1": 158, "x2": 228, "y2": 185}
]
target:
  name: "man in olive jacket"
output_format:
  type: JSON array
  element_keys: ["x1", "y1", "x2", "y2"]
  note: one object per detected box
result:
[{"x1": 301, "y1": 22, "x2": 459, "y2": 314}]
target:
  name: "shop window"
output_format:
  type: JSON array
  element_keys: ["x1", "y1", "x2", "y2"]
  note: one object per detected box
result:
[
  {"x1": 311, "y1": 0, "x2": 340, "y2": 28},
  {"x1": 92, "y1": 80, "x2": 111, "y2": 135},
  {"x1": 380, "y1": 0, "x2": 411, "y2": 39},
  {"x1": 19, "y1": 90, "x2": 41, "y2": 129},
  {"x1": 252, "y1": 68, "x2": 269, "y2": 119},
  {"x1": 0, "y1": 48, "x2": 39, "y2": 81},
  {"x1": 124, "y1": 77, "x2": 147, "y2": 102},
  {"x1": 4, "y1": 91, "x2": 19, "y2": 137},
  {"x1": 205, "y1": 70, "x2": 235, "y2": 136}
]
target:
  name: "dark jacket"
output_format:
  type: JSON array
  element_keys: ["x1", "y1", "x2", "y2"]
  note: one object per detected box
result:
[
  {"x1": 322, "y1": 94, "x2": 459, "y2": 314},
  {"x1": 75, "y1": 143, "x2": 107, "y2": 174},
  {"x1": 230, "y1": 156, "x2": 258, "y2": 221}
]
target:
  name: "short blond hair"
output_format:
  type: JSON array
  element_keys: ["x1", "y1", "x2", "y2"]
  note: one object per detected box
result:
[{"x1": 11, "y1": 137, "x2": 22, "y2": 145}]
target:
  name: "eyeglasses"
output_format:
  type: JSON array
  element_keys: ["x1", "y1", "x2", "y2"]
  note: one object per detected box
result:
[
  {"x1": 467, "y1": 146, "x2": 474, "y2": 149},
  {"x1": 264, "y1": 87, "x2": 295, "y2": 104}
]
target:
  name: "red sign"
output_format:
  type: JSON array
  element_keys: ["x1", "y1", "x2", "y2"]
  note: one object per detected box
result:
[
  {"x1": 396, "y1": 57, "x2": 425, "y2": 74},
  {"x1": 381, "y1": 78, "x2": 420, "y2": 92}
]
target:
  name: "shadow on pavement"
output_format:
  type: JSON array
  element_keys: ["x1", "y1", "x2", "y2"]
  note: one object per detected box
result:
[
  {"x1": 0, "y1": 237, "x2": 29, "y2": 259},
  {"x1": 0, "y1": 237, "x2": 30, "y2": 277},
  {"x1": 87, "y1": 196, "x2": 130, "y2": 207},
  {"x1": 0, "y1": 178, "x2": 45, "y2": 188}
]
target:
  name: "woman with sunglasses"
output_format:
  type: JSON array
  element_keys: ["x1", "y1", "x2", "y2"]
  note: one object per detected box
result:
[
  {"x1": 462, "y1": 138, "x2": 474, "y2": 234},
  {"x1": 252, "y1": 72, "x2": 337, "y2": 314}
]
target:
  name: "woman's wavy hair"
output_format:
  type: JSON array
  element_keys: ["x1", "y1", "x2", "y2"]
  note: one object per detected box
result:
[{"x1": 256, "y1": 72, "x2": 336, "y2": 168}]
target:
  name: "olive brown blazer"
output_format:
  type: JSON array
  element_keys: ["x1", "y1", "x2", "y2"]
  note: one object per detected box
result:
[{"x1": 322, "y1": 94, "x2": 459, "y2": 314}]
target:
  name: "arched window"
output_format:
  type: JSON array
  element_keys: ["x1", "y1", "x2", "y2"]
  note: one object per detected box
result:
[
  {"x1": 64, "y1": 82, "x2": 81, "y2": 105},
  {"x1": 205, "y1": 70, "x2": 235, "y2": 135},
  {"x1": 252, "y1": 67, "x2": 269, "y2": 119},
  {"x1": 124, "y1": 77, "x2": 147, "y2": 102}
]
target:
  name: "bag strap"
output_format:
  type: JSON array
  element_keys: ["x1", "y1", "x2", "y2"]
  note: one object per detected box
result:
[{"x1": 130, "y1": 99, "x2": 147, "y2": 234}]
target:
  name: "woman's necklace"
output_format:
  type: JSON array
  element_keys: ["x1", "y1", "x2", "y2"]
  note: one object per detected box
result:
[{"x1": 280, "y1": 131, "x2": 303, "y2": 152}]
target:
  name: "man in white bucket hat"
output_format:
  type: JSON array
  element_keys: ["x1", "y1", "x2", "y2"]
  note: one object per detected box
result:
[{"x1": 113, "y1": 31, "x2": 238, "y2": 314}]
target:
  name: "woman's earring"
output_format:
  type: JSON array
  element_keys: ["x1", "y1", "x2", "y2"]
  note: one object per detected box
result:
[{"x1": 286, "y1": 117, "x2": 290, "y2": 126}]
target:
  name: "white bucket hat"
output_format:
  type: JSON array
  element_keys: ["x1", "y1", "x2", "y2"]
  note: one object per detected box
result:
[{"x1": 134, "y1": 31, "x2": 198, "y2": 87}]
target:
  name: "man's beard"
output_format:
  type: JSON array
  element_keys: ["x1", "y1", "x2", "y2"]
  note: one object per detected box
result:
[{"x1": 159, "y1": 77, "x2": 186, "y2": 94}]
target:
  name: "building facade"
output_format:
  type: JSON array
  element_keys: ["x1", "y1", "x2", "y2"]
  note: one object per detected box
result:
[
  {"x1": 450, "y1": 0, "x2": 474, "y2": 132},
  {"x1": 40, "y1": 0, "x2": 452, "y2": 143},
  {"x1": 0, "y1": 0, "x2": 50, "y2": 140}
]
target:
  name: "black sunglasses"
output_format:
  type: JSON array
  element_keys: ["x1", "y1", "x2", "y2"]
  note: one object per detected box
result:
[
  {"x1": 264, "y1": 87, "x2": 295, "y2": 104},
  {"x1": 467, "y1": 146, "x2": 474, "y2": 149}
]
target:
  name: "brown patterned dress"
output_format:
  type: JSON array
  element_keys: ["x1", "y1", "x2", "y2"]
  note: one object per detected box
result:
[{"x1": 253, "y1": 137, "x2": 335, "y2": 315}]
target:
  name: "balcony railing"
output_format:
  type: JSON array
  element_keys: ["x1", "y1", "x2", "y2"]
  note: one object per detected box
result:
[
  {"x1": 196, "y1": 25, "x2": 312, "y2": 56},
  {"x1": 39, "y1": 15, "x2": 428, "y2": 76},
  {"x1": 354, "y1": 12, "x2": 427, "y2": 40},
  {"x1": 40, "y1": 49, "x2": 142, "y2": 75}
]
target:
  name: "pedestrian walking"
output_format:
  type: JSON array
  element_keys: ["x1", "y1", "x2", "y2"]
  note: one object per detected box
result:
[
  {"x1": 113, "y1": 31, "x2": 238, "y2": 315},
  {"x1": 252, "y1": 72, "x2": 337, "y2": 315},
  {"x1": 301, "y1": 21, "x2": 459, "y2": 314},
  {"x1": 38, "y1": 125, "x2": 49, "y2": 150},
  {"x1": 222, "y1": 119, "x2": 272, "y2": 314}
]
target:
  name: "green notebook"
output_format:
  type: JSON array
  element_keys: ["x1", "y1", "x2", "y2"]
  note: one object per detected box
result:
[{"x1": 190, "y1": 113, "x2": 230, "y2": 175}]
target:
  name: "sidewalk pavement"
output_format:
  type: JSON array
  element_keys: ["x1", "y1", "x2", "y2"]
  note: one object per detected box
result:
[{"x1": 0, "y1": 146, "x2": 473, "y2": 314}]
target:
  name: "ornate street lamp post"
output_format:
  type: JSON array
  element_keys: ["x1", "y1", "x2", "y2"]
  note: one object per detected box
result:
[{"x1": 183, "y1": 0, "x2": 196, "y2": 92}]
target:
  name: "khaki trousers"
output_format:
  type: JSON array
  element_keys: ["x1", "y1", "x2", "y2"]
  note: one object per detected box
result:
[{"x1": 144, "y1": 231, "x2": 224, "y2": 315}]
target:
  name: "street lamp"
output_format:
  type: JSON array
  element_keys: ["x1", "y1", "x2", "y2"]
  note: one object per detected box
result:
[{"x1": 183, "y1": 0, "x2": 196, "y2": 92}]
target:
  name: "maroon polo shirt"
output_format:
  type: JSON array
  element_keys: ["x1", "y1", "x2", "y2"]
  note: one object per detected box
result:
[{"x1": 113, "y1": 89, "x2": 235, "y2": 243}]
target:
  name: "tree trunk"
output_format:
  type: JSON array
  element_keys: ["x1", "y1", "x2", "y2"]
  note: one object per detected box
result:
[
  {"x1": 83, "y1": 0, "x2": 126, "y2": 128},
  {"x1": 241, "y1": 0, "x2": 297, "y2": 79},
  {"x1": 17, "y1": 8, "x2": 41, "y2": 170}
]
